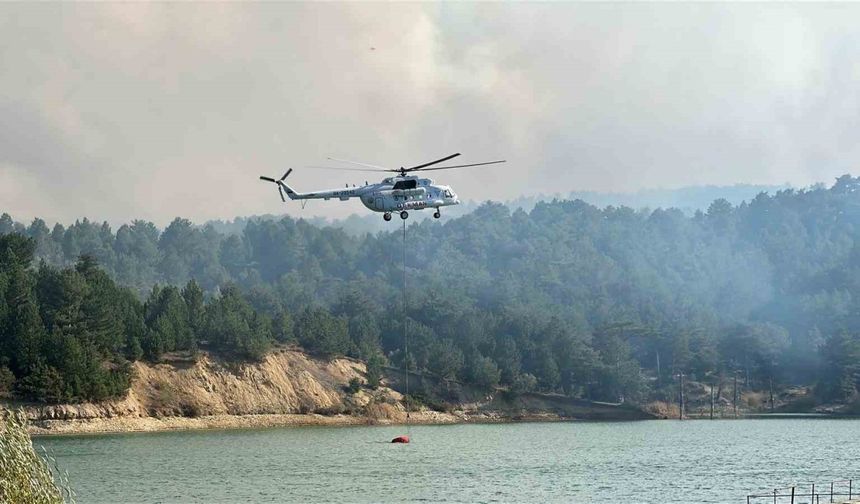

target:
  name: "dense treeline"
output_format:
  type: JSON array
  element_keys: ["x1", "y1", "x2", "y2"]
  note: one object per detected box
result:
[
  {"x1": 0, "y1": 233, "x2": 394, "y2": 402},
  {"x1": 4, "y1": 176, "x2": 860, "y2": 405}
]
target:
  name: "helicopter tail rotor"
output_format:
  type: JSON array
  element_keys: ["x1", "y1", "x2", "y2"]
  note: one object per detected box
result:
[{"x1": 259, "y1": 169, "x2": 294, "y2": 202}]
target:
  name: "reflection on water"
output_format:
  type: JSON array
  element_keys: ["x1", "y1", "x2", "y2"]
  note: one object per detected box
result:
[{"x1": 38, "y1": 419, "x2": 860, "y2": 503}]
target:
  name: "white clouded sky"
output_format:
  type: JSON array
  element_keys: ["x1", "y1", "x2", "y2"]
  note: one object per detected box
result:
[{"x1": 2, "y1": 3, "x2": 860, "y2": 226}]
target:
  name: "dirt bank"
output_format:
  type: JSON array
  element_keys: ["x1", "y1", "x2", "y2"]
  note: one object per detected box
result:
[{"x1": 3, "y1": 349, "x2": 653, "y2": 436}]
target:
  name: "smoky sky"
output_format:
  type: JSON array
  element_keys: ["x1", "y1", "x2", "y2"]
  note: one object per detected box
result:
[{"x1": 2, "y1": 3, "x2": 860, "y2": 226}]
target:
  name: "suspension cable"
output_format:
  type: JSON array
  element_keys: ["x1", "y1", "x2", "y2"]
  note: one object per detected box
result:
[{"x1": 403, "y1": 218, "x2": 410, "y2": 431}]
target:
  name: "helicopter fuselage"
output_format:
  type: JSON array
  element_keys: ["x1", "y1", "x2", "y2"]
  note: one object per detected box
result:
[
  {"x1": 281, "y1": 175, "x2": 459, "y2": 218},
  {"x1": 359, "y1": 176, "x2": 459, "y2": 213}
]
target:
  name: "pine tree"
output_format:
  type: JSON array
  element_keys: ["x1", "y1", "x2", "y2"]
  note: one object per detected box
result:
[
  {"x1": 294, "y1": 307, "x2": 349, "y2": 356},
  {"x1": 273, "y1": 310, "x2": 295, "y2": 344},
  {"x1": 182, "y1": 279, "x2": 205, "y2": 339},
  {"x1": 202, "y1": 283, "x2": 272, "y2": 359},
  {"x1": 2, "y1": 265, "x2": 45, "y2": 376},
  {"x1": 365, "y1": 352, "x2": 386, "y2": 389}
]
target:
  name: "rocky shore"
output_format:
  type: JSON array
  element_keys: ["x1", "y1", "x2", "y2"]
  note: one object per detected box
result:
[{"x1": 26, "y1": 409, "x2": 556, "y2": 436}]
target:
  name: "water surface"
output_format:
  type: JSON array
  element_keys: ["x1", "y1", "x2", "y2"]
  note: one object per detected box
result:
[{"x1": 38, "y1": 419, "x2": 859, "y2": 503}]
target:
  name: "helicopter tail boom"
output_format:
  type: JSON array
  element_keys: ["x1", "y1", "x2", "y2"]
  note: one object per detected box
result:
[
  {"x1": 260, "y1": 169, "x2": 370, "y2": 202},
  {"x1": 279, "y1": 180, "x2": 303, "y2": 200}
]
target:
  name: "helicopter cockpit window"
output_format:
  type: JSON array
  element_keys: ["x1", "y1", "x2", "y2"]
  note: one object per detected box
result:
[
  {"x1": 444, "y1": 189, "x2": 453, "y2": 198},
  {"x1": 393, "y1": 180, "x2": 418, "y2": 190}
]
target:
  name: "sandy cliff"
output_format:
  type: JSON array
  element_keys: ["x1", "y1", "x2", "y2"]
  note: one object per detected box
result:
[
  {"x1": 6, "y1": 348, "x2": 652, "y2": 435},
  {"x1": 15, "y1": 349, "x2": 409, "y2": 434}
]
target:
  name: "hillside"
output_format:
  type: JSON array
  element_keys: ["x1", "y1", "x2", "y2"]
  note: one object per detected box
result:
[
  {"x1": 8, "y1": 349, "x2": 650, "y2": 435},
  {"x1": 4, "y1": 175, "x2": 860, "y2": 413}
]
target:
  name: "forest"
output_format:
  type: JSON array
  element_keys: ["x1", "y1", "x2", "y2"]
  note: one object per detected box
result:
[{"x1": 3, "y1": 175, "x2": 860, "y2": 406}]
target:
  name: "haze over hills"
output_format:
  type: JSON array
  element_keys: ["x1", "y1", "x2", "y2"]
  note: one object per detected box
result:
[
  {"x1": 6, "y1": 3, "x2": 860, "y2": 502},
  {"x1": 2, "y1": 176, "x2": 859, "y2": 411},
  {"x1": 4, "y1": 3, "x2": 858, "y2": 229},
  {"x1": 204, "y1": 182, "x2": 791, "y2": 236}
]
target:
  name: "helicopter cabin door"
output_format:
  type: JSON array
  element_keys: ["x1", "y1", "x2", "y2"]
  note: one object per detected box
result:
[{"x1": 374, "y1": 196, "x2": 383, "y2": 211}]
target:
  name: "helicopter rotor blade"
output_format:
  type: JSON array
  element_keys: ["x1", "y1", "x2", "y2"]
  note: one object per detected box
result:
[
  {"x1": 306, "y1": 165, "x2": 387, "y2": 173},
  {"x1": 278, "y1": 185, "x2": 286, "y2": 202},
  {"x1": 327, "y1": 157, "x2": 390, "y2": 170},
  {"x1": 280, "y1": 169, "x2": 293, "y2": 181},
  {"x1": 414, "y1": 160, "x2": 507, "y2": 171},
  {"x1": 302, "y1": 155, "x2": 504, "y2": 176},
  {"x1": 404, "y1": 153, "x2": 461, "y2": 171},
  {"x1": 259, "y1": 176, "x2": 277, "y2": 182}
]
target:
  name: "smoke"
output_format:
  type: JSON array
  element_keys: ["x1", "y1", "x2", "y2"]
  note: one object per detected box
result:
[{"x1": 2, "y1": 3, "x2": 860, "y2": 225}]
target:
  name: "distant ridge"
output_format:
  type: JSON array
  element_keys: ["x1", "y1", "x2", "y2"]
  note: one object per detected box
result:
[
  {"x1": 203, "y1": 183, "x2": 790, "y2": 236},
  {"x1": 0, "y1": 182, "x2": 796, "y2": 238}
]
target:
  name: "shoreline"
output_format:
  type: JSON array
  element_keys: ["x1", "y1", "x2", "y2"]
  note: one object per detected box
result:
[
  {"x1": 28, "y1": 411, "x2": 569, "y2": 437},
  {"x1": 9, "y1": 350, "x2": 654, "y2": 437},
  {"x1": 27, "y1": 409, "x2": 851, "y2": 437}
]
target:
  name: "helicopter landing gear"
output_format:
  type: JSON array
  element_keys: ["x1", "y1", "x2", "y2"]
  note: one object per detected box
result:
[
  {"x1": 400, "y1": 211, "x2": 409, "y2": 220},
  {"x1": 383, "y1": 212, "x2": 392, "y2": 221},
  {"x1": 433, "y1": 210, "x2": 441, "y2": 219}
]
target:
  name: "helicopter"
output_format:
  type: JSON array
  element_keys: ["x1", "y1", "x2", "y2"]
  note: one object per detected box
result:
[{"x1": 259, "y1": 153, "x2": 505, "y2": 221}]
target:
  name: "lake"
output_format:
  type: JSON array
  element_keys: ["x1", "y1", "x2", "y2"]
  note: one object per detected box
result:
[{"x1": 37, "y1": 419, "x2": 858, "y2": 503}]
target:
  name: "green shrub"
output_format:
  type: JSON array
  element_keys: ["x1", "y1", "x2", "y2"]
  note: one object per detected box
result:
[
  {"x1": 0, "y1": 409, "x2": 74, "y2": 503},
  {"x1": 512, "y1": 373, "x2": 538, "y2": 394},
  {"x1": 365, "y1": 352, "x2": 386, "y2": 390},
  {"x1": 404, "y1": 393, "x2": 452, "y2": 412},
  {"x1": 346, "y1": 377, "x2": 362, "y2": 394}
]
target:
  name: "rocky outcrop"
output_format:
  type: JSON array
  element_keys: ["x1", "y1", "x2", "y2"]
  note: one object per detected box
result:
[{"x1": 130, "y1": 349, "x2": 370, "y2": 417}]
